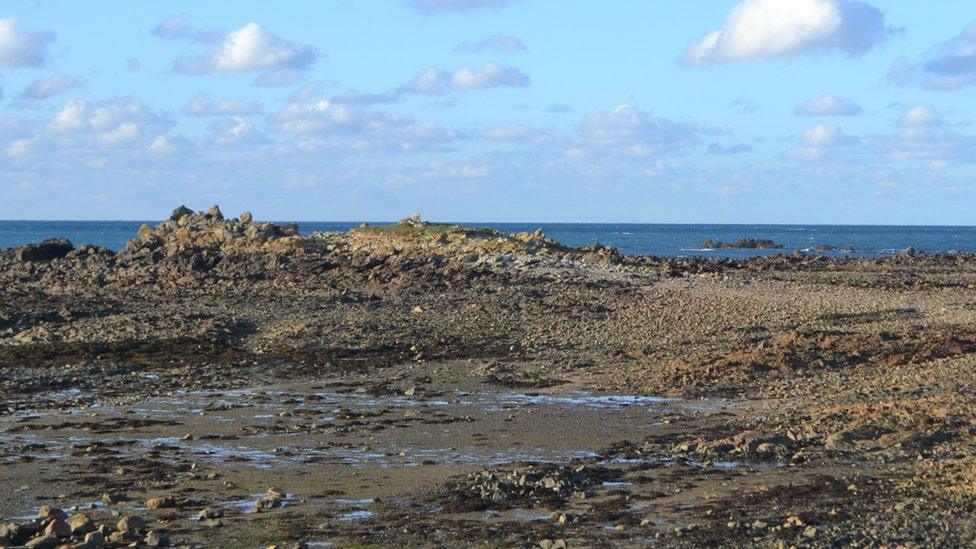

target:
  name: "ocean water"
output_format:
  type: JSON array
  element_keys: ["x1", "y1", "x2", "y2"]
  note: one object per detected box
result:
[{"x1": 1, "y1": 220, "x2": 975, "y2": 258}]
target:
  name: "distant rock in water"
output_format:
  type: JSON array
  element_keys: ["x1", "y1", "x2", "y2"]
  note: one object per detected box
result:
[
  {"x1": 813, "y1": 243, "x2": 836, "y2": 251},
  {"x1": 701, "y1": 238, "x2": 783, "y2": 250},
  {"x1": 16, "y1": 237, "x2": 74, "y2": 262}
]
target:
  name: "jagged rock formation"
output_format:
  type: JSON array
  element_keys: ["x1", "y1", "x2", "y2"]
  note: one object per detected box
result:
[{"x1": 701, "y1": 238, "x2": 783, "y2": 250}]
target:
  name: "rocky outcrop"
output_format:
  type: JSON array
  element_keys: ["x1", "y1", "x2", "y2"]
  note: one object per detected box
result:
[
  {"x1": 120, "y1": 205, "x2": 304, "y2": 259},
  {"x1": 701, "y1": 238, "x2": 783, "y2": 250},
  {"x1": 16, "y1": 238, "x2": 73, "y2": 262}
]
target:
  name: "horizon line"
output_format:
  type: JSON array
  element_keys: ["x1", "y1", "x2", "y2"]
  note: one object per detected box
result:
[{"x1": 2, "y1": 218, "x2": 976, "y2": 228}]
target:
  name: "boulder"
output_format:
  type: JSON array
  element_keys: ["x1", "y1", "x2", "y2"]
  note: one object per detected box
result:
[
  {"x1": 17, "y1": 238, "x2": 73, "y2": 262},
  {"x1": 146, "y1": 496, "x2": 177, "y2": 509},
  {"x1": 42, "y1": 518, "x2": 70, "y2": 538},
  {"x1": 168, "y1": 205, "x2": 193, "y2": 221},
  {"x1": 206, "y1": 205, "x2": 224, "y2": 220},
  {"x1": 66, "y1": 513, "x2": 95, "y2": 535},
  {"x1": 240, "y1": 211, "x2": 253, "y2": 224},
  {"x1": 116, "y1": 515, "x2": 146, "y2": 533}
]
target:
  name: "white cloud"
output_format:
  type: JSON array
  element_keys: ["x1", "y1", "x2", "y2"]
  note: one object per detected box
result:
[
  {"x1": 452, "y1": 63, "x2": 529, "y2": 89},
  {"x1": 794, "y1": 94, "x2": 862, "y2": 116},
  {"x1": 148, "y1": 134, "x2": 193, "y2": 156},
  {"x1": 208, "y1": 118, "x2": 269, "y2": 146},
  {"x1": 5, "y1": 136, "x2": 41, "y2": 157},
  {"x1": 0, "y1": 17, "x2": 56, "y2": 68},
  {"x1": 48, "y1": 98, "x2": 174, "y2": 148},
  {"x1": 400, "y1": 63, "x2": 530, "y2": 95},
  {"x1": 888, "y1": 22, "x2": 976, "y2": 90},
  {"x1": 576, "y1": 104, "x2": 701, "y2": 157},
  {"x1": 408, "y1": 0, "x2": 515, "y2": 13},
  {"x1": 268, "y1": 100, "x2": 409, "y2": 135},
  {"x1": 48, "y1": 100, "x2": 90, "y2": 133},
  {"x1": 19, "y1": 74, "x2": 85, "y2": 100},
  {"x1": 173, "y1": 22, "x2": 317, "y2": 74},
  {"x1": 801, "y1": 124, "x2": 859, "y2": 146},
  {"x1": 899, "y1": 106, "x2": 940, "y2": 127},
  {"x1": 182, "y1": 93, "x2": 263, "y2": 116},
  {"x1": 786, "y1": 124, "x2": 859, "y2": 159},
  {"x1": 681, "y1": 0, "x2": 886, "y2": 66},
  {"x1": 453, "y1": 35, "x2": 526, "y2": 53}
]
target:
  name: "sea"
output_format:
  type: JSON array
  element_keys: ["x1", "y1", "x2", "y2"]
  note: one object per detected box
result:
[{"x1": 1, "y1": 220, "x2": 975, "y2": 258}]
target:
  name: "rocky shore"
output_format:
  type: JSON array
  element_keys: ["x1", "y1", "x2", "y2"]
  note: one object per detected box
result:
[{"x1": 3, "y1": 206, "x2": 976, "y2": 547}]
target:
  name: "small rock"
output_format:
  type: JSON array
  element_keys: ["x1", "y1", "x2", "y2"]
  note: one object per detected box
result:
[
  {"x1": 240, "y1": 211, "x2": 253, "y2": 224},
  {"x1": 101, "y1": 492, "x2": 126, "y2": 504},
  {"x1": 144, "y1": 530, "x2": 170, "y2": 547},
  {"x1": 24, "y1": 534, "x2": 59, "y2": 548},
  {"x1": 116, "y1": 515, "x2": 146, "y2": 533},
  {"x1": 84, "y1": 530, "x2": 105, "y2": 546},
  {"x1": 146, "y1": 496, "x2": 177, "y2": 509},
  {"x1": 67, "y1": 513, "x2": 95, "y2": 535},
  {"x1": 403, "y1": 386, "x2": 417, "y2": 396},
  {"x1": 38, "y1": 506, "x2": 63, "y2": 519},
  {"x1": 207, "y1": 205, "x2": 224, "y2": 220},
  {"x1": 43, "y1": 518, "x2": 70, "y2": 538},
  {"x1": 803, "y1": 525, "x2": 818, "y2": 538},
  {"x1": 196, "y1": 507, "x2": 222, "y2": 521}
]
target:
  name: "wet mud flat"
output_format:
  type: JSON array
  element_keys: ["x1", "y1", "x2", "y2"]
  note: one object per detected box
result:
[
  {"x1": 0, "y1": 367, "x2": 933, "y2": 548},
  {"x1": 1, "y1": 375, "x2": 754, "y2": 546}
]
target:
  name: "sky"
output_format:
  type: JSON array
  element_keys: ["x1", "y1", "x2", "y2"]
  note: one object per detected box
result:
[{"x1": 1, "y1": 0, "x2": 975, "y2": 223}]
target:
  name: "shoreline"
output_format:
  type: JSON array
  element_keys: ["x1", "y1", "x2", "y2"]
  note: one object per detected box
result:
[{"x1": 2, "y1": 205, "x2": 975, "y2": 547}]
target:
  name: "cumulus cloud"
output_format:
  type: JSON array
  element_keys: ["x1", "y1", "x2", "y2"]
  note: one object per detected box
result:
[
  {"x1": 268, "y1": 100, "x2": 410, "y2": 135},
  {"x1": 408, "y1": 0, "x2": 515, "y2": 13},
  {"x1": 401, "y1": 63, "x2": 529, "y2": 95},
  {"x1": 680, "y1": 0, "x2": 886, "y2": 66},
  {"x1": 182, "y1": 93, "x2": 263, "y2": 117},
  {"x1": 801, "y1": 124, "x2": 860, "y2": 147},
  {"x1": 453, "y1": 34, "x2": 526, "y2": 53},
  {"x1": 898, "y1": 106, "x2": 941, "y2": 128},
  {"x1": 47, "y1": 98, "x2": 174, "y2": 147},
  {"x1": 173, "y1": 22, "x2": 317, "y2": 74},
  {"x1": 888, "y1": 22, "x2": 976, "y2": 90},
  {"x1": 208, "y1": 118, "x2": 269, "y2": 146},
  {"x1": 147, "y1": 134, "x2": 193, "y2": 157},
  {"x1": 0, "y1": 17, "x2": 56, "y2": 68},
  {"x1": 794, "y1": 94, "x2": 862, "y2": 116},
  {"x1": 786, "y1": 124, "x2": 859, "y2": 159},
  {"x1": 576, "y1": 104, "x2": 701, "y2": 157},
  {"x1": 19, "y1": 74, "x2": 85, "y2": 100}
]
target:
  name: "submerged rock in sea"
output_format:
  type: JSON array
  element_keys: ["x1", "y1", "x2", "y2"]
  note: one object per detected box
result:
[{"x1": 701, "y1": 238, "x2": 783, "y2": 250}]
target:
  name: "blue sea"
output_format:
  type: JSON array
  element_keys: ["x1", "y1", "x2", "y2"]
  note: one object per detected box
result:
[{"x1": 1, "y1": 220, "x2": 975, "y2": 258}]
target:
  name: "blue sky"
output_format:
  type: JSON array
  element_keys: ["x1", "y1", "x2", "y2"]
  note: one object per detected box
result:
[{"x1": 1, "y1": 0, "x2": 975, "y2": 223}]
